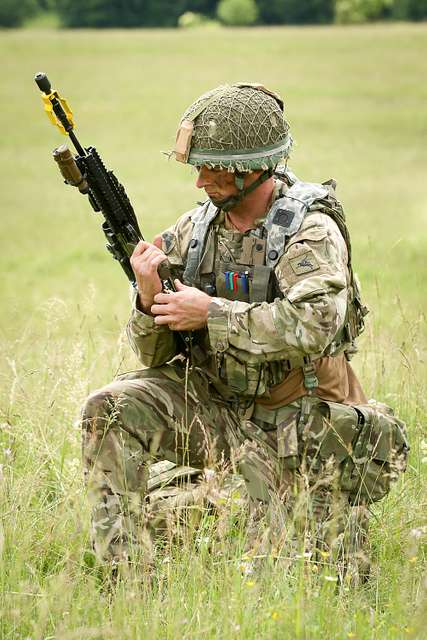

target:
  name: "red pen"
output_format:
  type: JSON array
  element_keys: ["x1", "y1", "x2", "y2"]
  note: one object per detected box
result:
[{"x1": 232, "y1": 272, "x2": 239, "y2": 291}]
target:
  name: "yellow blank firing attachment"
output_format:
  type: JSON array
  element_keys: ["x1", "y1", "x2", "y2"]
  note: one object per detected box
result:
[
  {"x1": 42, "y1": 92, "x2": 75, "y2": 135},
  {"x1": 35, "y1": 72, "x2": 75, "y2": 135}
]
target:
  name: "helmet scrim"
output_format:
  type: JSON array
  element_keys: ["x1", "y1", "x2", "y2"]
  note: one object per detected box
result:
[{"x1": 174, "y1": 82, "x2": 292, "y2": 172}]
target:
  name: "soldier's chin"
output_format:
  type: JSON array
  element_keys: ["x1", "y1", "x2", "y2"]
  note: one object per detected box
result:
[{"x1": 208, "y1": 194, "x2": 226, "y2": 207}]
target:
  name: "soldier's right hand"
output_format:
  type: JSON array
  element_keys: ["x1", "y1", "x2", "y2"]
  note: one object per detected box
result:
[{"x1": 130, "y1": 239, "x2": 168, "y2": 314}]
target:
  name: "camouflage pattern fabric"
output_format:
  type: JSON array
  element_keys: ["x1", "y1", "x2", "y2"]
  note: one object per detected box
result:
[
  {"x1": 81, "y1": 363, "x2": 233, "y2": 563},
  {"x1": 81, "y1": 175, "x2": 407, "y2": 580},
  {"x1": 176, "y1": 83, "x2": 292, "y2": 171},
  {"x1": 82, "y1": 364, "x2": 376, "y2": 580},
  {"x1": 128, "y1": 197, "x2": 350, "y2": 397}
]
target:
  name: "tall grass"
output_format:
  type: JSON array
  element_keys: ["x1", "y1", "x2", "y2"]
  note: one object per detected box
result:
[{"x1": 0, "y1": 23, "x2": 426, "y2": 638}]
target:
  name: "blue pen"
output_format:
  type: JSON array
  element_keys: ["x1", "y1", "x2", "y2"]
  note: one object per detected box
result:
[{"x1": 241, "y1": 271, "x2": 249, "y2": 294}]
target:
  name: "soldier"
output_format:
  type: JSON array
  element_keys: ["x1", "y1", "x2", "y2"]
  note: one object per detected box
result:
[{"x1": 82, "y1": 83, "x2": 408, "y2": 579}]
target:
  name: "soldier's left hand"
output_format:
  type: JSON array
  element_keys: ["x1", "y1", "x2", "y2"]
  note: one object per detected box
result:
[{"x1": 151, "y1": 280, "x2": 211, "y2": 330}]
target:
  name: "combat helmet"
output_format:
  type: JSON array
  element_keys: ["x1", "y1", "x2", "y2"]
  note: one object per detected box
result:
[{"x1": 173, "y1": 82, "x2": 293, "y2": 210}]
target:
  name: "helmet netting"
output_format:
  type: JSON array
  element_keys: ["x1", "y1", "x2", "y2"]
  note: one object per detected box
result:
[{"x1": 182, "y1": 85, "x2": 289, "y2": 152}]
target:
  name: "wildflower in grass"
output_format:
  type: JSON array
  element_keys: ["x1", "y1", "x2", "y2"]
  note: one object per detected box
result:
[
  {"x1": 246, "y1": 580, "x2": 255, "y2": 588},
  {"x1": 410, "y1": 526, "x2": 427, "y2": 539},
  {"x1": 239, "y1": 560, "x2": 254, "y2": 576},
  {"x1": 271, "y1": 611, "x2": 280, "y2": 620}
]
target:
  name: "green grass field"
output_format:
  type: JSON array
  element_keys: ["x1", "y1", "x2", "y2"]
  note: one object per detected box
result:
[{"x1": 0, "y1": 23, "x2": 426, "y2": 639}]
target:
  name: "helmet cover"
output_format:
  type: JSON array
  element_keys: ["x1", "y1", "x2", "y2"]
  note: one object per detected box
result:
[{"x1": 174, "y1": 83, "x2": 293, "y2": 172}]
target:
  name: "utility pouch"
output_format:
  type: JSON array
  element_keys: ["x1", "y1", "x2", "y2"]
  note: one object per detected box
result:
[
  {"x1": 341, "y1": 402, "x2": 409, "y2": 504},
  {"x1": 215, "y1": 261, "x2": 273, "y2": 304},
  {"x1": 252, "y1": 402, "x2": 301, "y2": 470},
  {"x1": 216, "y1": 261, "x2": 251, "y2": 303},
  {"x1": 221, "y1": 353, "x2": 267, "y2": 397},
  {"x1": 298, "y1": 398, "x2": 359, "y2": 476},
  {"x1": 295, "y1": 397, "x2": 408, "y2": 504}
]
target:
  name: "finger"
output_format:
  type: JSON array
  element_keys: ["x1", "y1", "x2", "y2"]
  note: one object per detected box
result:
[
  {"x1": 173, "y1": 279, "x2": 188, "y2": 291},
  {"x1": 154, "y1": 253, "x2": 168, "y2": 265},
  {"x1": 153, "y1": 291, "x2": 175, "y2": 304},
  {"x1": 133, "y1": 243, "x2": 165, "y2": 264},
  {"x1": 134, "y1": 249, "x2": 166, "y2": 274},
  {"x1": 131, "y1": 243, "x2": 155, "y2": 269},
  {"x1": 149, "y1": 253, "x2": 168, "y2": 270},
  {"x1": 153, "y1": 234, "x2": 163, "y2": 249},
  {"x1": 150, "y1": 303, "x2": 172, "y2": 315},
  {"x1": 154, "y1": 315, "x2": 175, "y2": 326},
  {"x1": 131, "y1": 240, "x2": 150, "y2": 258}
]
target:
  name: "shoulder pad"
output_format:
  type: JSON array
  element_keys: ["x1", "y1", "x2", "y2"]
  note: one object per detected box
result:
[
  {"x1": 264, "y1": 180, "x2": 329, "y2": 268},
  {"x1": 274, "y1": 165, "x2": 300, "y2": 186}
]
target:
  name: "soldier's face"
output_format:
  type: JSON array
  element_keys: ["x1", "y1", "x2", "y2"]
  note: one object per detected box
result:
[{"x1": 195, "y1": 166, "x2": 238, "y2": 202}]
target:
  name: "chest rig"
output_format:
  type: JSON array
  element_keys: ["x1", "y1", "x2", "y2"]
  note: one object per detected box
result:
[
  {"x1": 182, "y1": 169, "x2": 368, "y2": 396},
  {"x1": 183, "y1": 169, "x2": 328, "y2": 304}
]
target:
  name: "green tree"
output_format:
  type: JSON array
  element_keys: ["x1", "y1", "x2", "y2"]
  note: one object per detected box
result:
[
  {"x1": 55, "y1": 0, "x2": 192, "y2": 28},
  {"x1": 393, "y1": 0, "x2": 427, "y2": 20},
  {"x1": 217, "y1": 0, "x2": 258, "y2": 25},
  {"x1": 335, "y1": 0, "x2": 392, "y2": 23},
  {"x1": 0, "y1": 0, "x2": 37, "y2": 27},
  {"x1": 187, "y1": 0, "x2": 219, "y2": 17},
  {"x1": 255, "y1": 0, "x2": 288, "y2": 23},
  {"x1": 255, "y1": 0, "x2": 334, "y2": 24}
]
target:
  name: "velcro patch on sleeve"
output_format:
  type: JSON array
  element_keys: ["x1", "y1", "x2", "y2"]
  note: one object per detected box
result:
[
  {"x1": 289, "y1": 250, "x2": 320, "y2": 275},
  {"x1": 162, "y1": 231, "x2": 175, "y2": 254}
]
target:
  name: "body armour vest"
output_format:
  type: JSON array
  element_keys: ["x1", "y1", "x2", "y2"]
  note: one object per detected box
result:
[{"x1": 174, "y1": 169, "x2": 368, "y2": 399}]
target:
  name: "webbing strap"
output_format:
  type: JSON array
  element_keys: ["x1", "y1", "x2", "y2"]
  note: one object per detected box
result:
[
  {"x1": 251, "y1": 265, "x2": 272, "y2": 303},
  {"x1": 263, "y1": 181, "x2": 328, "y2": 268},
  {"x1": 182, "y1": 201, "x2": 218, "y2": 285},
  {"x1": 183, "y1": 174, "x2": 328, "y2": 285}
]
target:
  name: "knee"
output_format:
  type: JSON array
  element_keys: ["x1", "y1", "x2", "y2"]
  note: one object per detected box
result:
[{"x1": 81, "y1": 387, "x2": 120, "y2": 435}]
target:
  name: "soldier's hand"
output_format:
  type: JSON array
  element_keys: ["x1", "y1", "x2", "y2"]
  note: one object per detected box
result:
[
  {"x1": 130, "y1": 238, "x2": 167, "y2": 314},
  {"x1": 151, "y1": 280, "x2": 211, "y2": 331}
]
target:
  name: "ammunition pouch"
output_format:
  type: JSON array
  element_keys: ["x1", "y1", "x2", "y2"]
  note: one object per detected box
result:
[
  {"x1": 253, "y1": 397, "x2": 409, "y2": 504},
  {"x1": 341, "y1": 402, "x2": 409, "y2": 504}
]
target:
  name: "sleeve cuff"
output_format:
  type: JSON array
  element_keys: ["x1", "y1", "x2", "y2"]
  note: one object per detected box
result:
[
  {"x1": 129, "y1": 287, "x2": 169, "y2": 335},
  {"x1": 207, "y1": 297, "x2": 232, "y2": 353}
]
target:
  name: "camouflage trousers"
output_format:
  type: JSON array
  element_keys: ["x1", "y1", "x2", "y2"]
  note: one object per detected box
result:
[{"x1": 81, "y1": 361, "x2": 370, "y2": 577}]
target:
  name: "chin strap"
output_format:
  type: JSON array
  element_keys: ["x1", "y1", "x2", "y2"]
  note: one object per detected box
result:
[{"x1": 211, "y1": 168, "x2": 273, "y2": 212}]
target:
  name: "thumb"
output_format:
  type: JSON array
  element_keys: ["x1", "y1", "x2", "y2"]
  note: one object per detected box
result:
[
  {"x1": 153, "y1": 234, "x2": 163, "y2": 249},
  {"x1": 174, "y1": 279, "x2": 188, "y2": 291}
]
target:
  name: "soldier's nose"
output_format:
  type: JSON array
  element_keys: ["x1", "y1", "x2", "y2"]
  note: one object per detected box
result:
[{"x1": 196, "y1": 166, "x2": 211, "y2": 189}]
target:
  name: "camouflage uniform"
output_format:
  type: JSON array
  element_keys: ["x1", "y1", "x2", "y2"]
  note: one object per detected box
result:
[{"x1": 82, "y1": 85, "x2": 408, "y2": 577}]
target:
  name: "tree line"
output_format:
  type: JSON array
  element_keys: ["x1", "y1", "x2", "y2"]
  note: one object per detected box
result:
[{"x1": 1, "y1": 0, "x2": 426, "y2": 28}]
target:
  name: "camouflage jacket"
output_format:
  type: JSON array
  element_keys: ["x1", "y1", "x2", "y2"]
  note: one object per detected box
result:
[{"x1": 127, "y1": 176, "x2": 356, "y2": 400}]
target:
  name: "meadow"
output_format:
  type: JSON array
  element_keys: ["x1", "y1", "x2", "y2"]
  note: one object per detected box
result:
[{"x1": 0, "y1": 22, "x2": 426, "y2": 639}]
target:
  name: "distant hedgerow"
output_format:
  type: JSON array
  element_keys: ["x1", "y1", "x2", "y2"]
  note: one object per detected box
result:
[
  {"x1": 217, "y1": 0, "x2": 259, "y2": 25},
  {"x1": 0, "y1": 0, "x2": 37, "y2": 27}
]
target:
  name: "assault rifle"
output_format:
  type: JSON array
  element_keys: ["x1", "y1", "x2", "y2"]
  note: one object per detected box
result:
[{"x1": 34, "y1": 72, "x2": 173, "y2": 290}]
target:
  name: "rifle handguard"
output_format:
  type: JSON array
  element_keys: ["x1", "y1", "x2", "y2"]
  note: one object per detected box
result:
[{"x1": 53, "y1": 144, "x2": 89, "y2": 194}]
